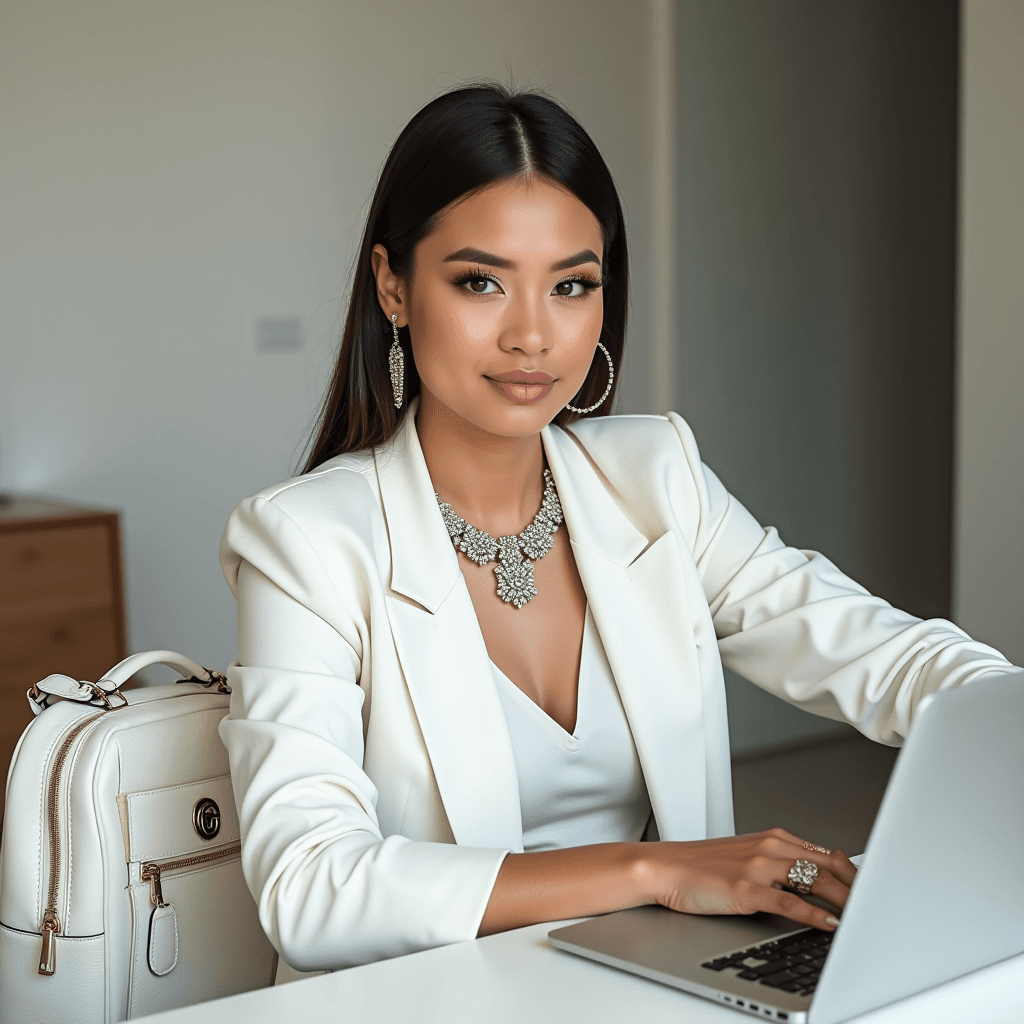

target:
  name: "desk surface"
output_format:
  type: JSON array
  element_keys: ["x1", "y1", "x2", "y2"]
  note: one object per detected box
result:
[{"x1": 137, "y1": 919, "x2": 1024, "y2": 1024}]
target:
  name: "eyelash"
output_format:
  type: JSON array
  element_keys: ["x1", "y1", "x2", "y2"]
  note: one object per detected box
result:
[{"x1": 449, "y1": 267, "x2": 603, "y2": 300}]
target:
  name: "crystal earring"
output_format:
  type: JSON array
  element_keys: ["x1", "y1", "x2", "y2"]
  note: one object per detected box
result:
[
  {"x1": 388, "y1": 313, "x2": 404, "y2": 409},
  {"x1": 565, "y1": 341, "x2": 615, "y2": 414}
]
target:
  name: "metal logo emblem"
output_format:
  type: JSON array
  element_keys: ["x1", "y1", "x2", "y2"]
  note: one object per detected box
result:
[{"x1": 192, "y1": 798, "x2": 221, "y2": 841}]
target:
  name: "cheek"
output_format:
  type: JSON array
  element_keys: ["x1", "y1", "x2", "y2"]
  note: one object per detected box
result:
[
  {"x1": 561, "y1": 300, "x2": 605, "y2": 365},
  {"x1": 433, "y1": 301, "x2": 498, "y2": 349},
  {"x1": 407, "y1": 291, "x2": 486, "y2": 385},
  {"x1": 578, "y1": 300, "x2": 605, "y2": 342},
  {"x1": 414, "y1": 284, "x2": 491, "y2": 346}
]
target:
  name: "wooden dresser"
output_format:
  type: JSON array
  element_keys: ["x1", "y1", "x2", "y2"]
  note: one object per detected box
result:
[{"x1": 0, "y1": 497, "x2": 127, "y2": 821}]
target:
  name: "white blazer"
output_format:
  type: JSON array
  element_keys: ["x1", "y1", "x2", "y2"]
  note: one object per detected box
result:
[{"x1": 218, "y1": 401, "x2": 1018, "y2": 971}]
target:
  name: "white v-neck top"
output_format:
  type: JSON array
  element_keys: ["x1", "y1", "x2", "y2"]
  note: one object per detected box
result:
[{"x1": 490, "y1": 605, "x2": 652, "y2": 852}]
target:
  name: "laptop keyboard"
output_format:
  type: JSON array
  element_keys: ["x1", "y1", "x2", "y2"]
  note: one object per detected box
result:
[{"x1": 701, "y1": 928, "x2": 834, "y2": 997}]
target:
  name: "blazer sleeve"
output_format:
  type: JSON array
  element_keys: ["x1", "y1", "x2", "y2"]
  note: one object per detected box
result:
[
  {"x1": 217, "y1": 491, "x2": 509, "y2": 971},
  {"x1": 665, "y1": 412, "x2": 1022, "y2": 746}
]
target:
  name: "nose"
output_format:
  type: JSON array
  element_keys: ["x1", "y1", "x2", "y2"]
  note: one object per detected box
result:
[{"x1": 498, "y1": 290, "x2": 551, "y2": 358}]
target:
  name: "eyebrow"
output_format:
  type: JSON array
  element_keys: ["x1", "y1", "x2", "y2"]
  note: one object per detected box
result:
[{"x1": 441, "y1": 247, "x2": 601, "y2": 272}]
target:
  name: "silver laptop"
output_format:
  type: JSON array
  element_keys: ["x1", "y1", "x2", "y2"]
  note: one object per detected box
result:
[{"x1": 549, "y1": 670, "x2": 1024, "y2": 1022}]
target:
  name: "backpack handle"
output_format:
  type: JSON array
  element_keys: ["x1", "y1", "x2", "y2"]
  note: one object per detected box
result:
[
  {"x1": 28, "y1": 651, "x2": 228, "y2": 715},
  {"x1": 97, "y1": 650, "x2": 227, "y2": 691}
]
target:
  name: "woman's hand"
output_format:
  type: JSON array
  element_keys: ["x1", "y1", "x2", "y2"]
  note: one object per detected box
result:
[
  {"x1": 640, "y1": 828, "x2": 857, "y2": 932},
  {"x1": 479, "y1": 828, "x2": 857, "y2": 937}
]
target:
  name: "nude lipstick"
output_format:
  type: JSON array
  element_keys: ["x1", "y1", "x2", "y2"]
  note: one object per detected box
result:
[{"x1": 485, "y1": 370, "x2": 555, "y2": 404}]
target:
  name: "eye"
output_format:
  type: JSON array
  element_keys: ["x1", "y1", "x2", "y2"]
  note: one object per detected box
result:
[
  {"x1": 457, "y1": 273, "x2": 502, "y2": 295},
  {"x1": 552, "y1": 276, "x2": 601, "y2": 299}
]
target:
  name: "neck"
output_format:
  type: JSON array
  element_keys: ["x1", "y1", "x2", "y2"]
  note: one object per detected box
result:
[{"x1": 415, "y1": 391, "x2": 547, "y2": 537}]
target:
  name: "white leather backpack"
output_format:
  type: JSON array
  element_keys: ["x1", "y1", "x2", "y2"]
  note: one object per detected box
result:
[{"x1": 0, "y1": 651, "x2": 277, "y2": 1023}]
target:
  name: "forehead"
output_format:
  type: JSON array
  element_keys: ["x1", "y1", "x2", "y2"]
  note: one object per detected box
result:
[{"x1": 418, "y1": 176, "x2": 604, "y2": 263}]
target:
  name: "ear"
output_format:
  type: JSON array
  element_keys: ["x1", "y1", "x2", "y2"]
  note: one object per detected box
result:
[{"x1": 371, "y1": 244, "x2": 408, "y2": 327}]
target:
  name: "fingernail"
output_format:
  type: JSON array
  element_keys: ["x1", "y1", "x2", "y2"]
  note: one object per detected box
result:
[{"x1": 825, "y1": 915, "x2": 840, "y2": 929}]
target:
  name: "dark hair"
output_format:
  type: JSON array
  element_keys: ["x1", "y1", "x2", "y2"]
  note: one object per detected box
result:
[{"x1": 302, "y1": 82, "x2": 629, "y2": 472}]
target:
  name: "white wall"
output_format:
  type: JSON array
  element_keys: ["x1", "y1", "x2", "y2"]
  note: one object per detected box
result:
[
  {"x1": 0, "y1": 1, "x2": 661, "y2": 676},
  {"x1": 955, "y1": 0, "x2": 1024, "y2": 667}
]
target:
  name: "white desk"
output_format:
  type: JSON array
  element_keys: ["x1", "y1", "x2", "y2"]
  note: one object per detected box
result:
[{"x1": 137, "y1": 920, "x2": 1024, "y2": 1024}]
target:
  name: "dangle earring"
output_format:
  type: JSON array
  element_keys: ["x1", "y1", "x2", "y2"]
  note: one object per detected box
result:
[
  {"x1": 565, "y1": 341, "x2": 615, "y2": 414},
  {"x1": 388, "y1": 313, "x2": 405, "y2": 409}
]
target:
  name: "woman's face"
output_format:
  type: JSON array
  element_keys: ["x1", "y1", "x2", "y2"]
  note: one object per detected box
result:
[{"x1": 374, "y1": 175, "x2": 605, "y2": 440}]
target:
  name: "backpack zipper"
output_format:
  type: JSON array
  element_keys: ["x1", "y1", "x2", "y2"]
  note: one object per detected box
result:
[
  {"x1": 35, "y1": 677, "x2": 225, "y2": 976},
  {"x1": 38, "y1": 710, "x2": 106, "y2": 976},
  {"x1": 141, "y1": 843, "x2": 242, "y2": 907}
]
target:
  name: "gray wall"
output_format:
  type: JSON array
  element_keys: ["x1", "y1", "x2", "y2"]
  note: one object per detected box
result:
[
  {"x1": 0, "y1": 1, "x2": 660, "y2": 678},
  {"x1": 2, "y1": 1, "x2": 980, "y2": 757},
  {"x1": 674, "y1": 1, "x2": 960, "y2": 752},
  {"x1": 955, "y1": 1, "x2": 1024, "y2": 668}
]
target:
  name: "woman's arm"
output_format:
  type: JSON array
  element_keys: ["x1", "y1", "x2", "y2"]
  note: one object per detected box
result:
[
  {"x1": 220, "y1": 492, "x2": 509, "y2": 971},
  {"x1": 479, "y1": 409, "x2": 1019, "y2": 943},
  {"x1": 479, "y1": 830, "x2": 855, "y2": 936},
  {"x1": 663, "y1": 412, "x2": 1022, "y2": 744}
]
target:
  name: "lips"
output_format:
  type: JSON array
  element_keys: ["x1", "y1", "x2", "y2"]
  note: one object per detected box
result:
[
  {"x1": 487, "y1": 370, "x2": 555, "y2": 384},
  {"x1": 484, "y1": 370, "x2": 556, "y2": 404}
]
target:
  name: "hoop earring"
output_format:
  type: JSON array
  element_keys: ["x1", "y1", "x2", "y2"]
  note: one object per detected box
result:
[
  {"x1": 565, "y1": 341, "x2": 615, "y2": 414},
  {"x1": 388, "y1": 313, "x2": 404, "y2": 409}
]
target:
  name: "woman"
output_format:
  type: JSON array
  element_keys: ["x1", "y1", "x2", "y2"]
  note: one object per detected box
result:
[{"x1": 218, "y1": 83, "x2": 1017, "y2": 972}]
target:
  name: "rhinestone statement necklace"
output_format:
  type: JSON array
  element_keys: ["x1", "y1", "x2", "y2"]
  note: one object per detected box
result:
[{"x1": 436, "y1": 469, "x2": 563, "y2": 609}]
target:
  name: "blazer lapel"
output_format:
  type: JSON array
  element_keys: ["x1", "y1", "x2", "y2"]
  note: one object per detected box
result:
[
  {"x1": 376, "y1": 406, "x2": 709, "y2": 852},
  {"x1": 543, "y1": 425, "x2": 709, "y2": 841},
  {"x1": 377, "y1": 403, "x2": 524, "y2": 852}
]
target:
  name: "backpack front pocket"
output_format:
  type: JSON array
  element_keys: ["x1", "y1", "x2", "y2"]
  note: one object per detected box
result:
[{"x1": 119, "y1": 775, "x2": 275, "y2": 1018}]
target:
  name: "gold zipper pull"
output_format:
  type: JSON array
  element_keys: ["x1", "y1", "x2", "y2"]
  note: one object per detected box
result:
[
  {"x1": 39, "y1": 909, "x2": 60, "y2": 975},
  {"x1": 141, "y1": 862, "x2": 166, "y2": 907}
]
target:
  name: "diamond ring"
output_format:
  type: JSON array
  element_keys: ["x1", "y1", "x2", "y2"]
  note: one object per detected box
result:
[
  {"x1": 787, "y1": 859, "x2": 819, "y2": 894},
  {"x1": 802, "y1": 842, "x2": 832, "y2": 855}
]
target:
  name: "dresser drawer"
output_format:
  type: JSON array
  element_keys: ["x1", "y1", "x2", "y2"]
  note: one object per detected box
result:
[
  {"x1": 0, "y1": 677, "x2": 33, "y2": 747},
  {"x1": 0, "y1": 604, "x2": 121, "y2": 820},
  {"x1": 0, "y1": 680, "x2": 34, "y2": 821},
  {"x1": 0, "y1": 524, "x2": 114, "y2": 609},
  {"x1": 0, "y1": 502, "x2": 126, "y2": 823},
  {"x1": 0, "y1": 605, "x2": 121, "y2": 690}
]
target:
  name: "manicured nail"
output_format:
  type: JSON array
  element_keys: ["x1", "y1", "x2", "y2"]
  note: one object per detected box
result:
[{"x1": 825, "y1": 915, "x2": 840, "y2": 929}]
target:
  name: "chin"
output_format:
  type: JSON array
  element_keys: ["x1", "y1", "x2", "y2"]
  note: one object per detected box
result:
[
  {"x1": 481, "y1": 406, "x2": 557, "y2": 438},
  {"x1": 466, "y1": 400, "x2": 561, "y2": 439}
]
